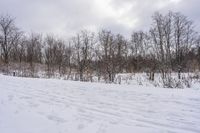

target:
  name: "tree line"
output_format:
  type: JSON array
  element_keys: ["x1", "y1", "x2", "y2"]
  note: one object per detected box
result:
[{"x1": 0, "y1": 11, "x2": 200, "y2": 83}]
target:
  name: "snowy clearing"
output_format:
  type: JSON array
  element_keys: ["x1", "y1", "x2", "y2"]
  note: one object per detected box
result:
[{"x1": 0, "y1": 74, "x2": 200, "y2": 133}]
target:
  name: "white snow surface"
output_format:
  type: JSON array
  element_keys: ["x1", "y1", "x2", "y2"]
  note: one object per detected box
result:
[{"x1": 0, "y1": 74, "x2": 200, "y2": 133}]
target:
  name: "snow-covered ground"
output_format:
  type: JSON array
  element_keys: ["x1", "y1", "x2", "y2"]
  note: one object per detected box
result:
[{"x1": 0, "y1": 74, "x2": 200, "y2": 133}]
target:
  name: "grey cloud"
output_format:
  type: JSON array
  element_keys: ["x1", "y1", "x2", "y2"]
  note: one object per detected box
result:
[{"x1": 0, "y1": 0, "x2": 199, "y2": 38}]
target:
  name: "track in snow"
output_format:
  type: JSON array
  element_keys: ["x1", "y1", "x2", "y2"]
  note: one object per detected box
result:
[{"x1": 0, "y1": 75, "x2": 200, "y2": 133}]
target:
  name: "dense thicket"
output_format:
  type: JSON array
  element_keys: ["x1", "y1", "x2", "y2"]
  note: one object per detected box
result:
[{"x1": 0, "y1": 11, "x2": 200, "y2": 82}]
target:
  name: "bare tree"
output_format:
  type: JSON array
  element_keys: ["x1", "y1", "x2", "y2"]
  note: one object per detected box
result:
[
  {"x1": 26, "y1": 33, "x2": 42, "y2": 77},
  {"x1": 54, "y1": 39, "x2": 65, "y2": 76},
  {"x1": 63, "y1": 41, "x2": 73, "y2": 79},
  {"x1": 98, "y1": 30, "x2": 116, "y2": 82},
  {"x1": 131, "y1": 31, "x2": 147, "y2": 72},
  {"x1": 44, "y1": 35, "x2": 56, "y2": 77},
  {"x1": 72, "y1": 30, "x2": 95, "y2": 81},
  {"x1": 0, "y1": 15, "x2": 21, "y2": 67},
  {"x1": 150, "y1": 12, "x2": 167, "y2": 79},
  {"x1": 115, "y1": 34, "x2": 127, "y2": 73},
  {"x1": 163, "y1": 12, "x2": 173, "y2": 70},
  {"x1": 173, "y1": 12, "x2": 196, "y2": 78}
]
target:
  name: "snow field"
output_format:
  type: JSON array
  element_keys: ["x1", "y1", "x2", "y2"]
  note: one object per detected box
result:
[{"x1": 0, "y1": 74, "x2": 200, "y2": 133}]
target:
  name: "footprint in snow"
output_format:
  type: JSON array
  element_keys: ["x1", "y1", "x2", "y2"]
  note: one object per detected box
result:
[
  {"x1": 8, "y1": 95, "x2": 13, "y2": 101},
  {"x1": 47, "y1": 115, "x2": 66, "y2": 123},
  {"x1": 77, "y1": 124, "x2": 85, "y2": 130}
]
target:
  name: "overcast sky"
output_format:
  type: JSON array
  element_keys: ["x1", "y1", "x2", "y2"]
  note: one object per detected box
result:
[{"x1": 0, "y1": 0, "x2": 199, "y2": 38}]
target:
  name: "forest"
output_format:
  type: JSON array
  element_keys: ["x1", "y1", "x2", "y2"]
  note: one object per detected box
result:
[{"x1": 0, "y1": 11, "x2": 200, "y2": 87}]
